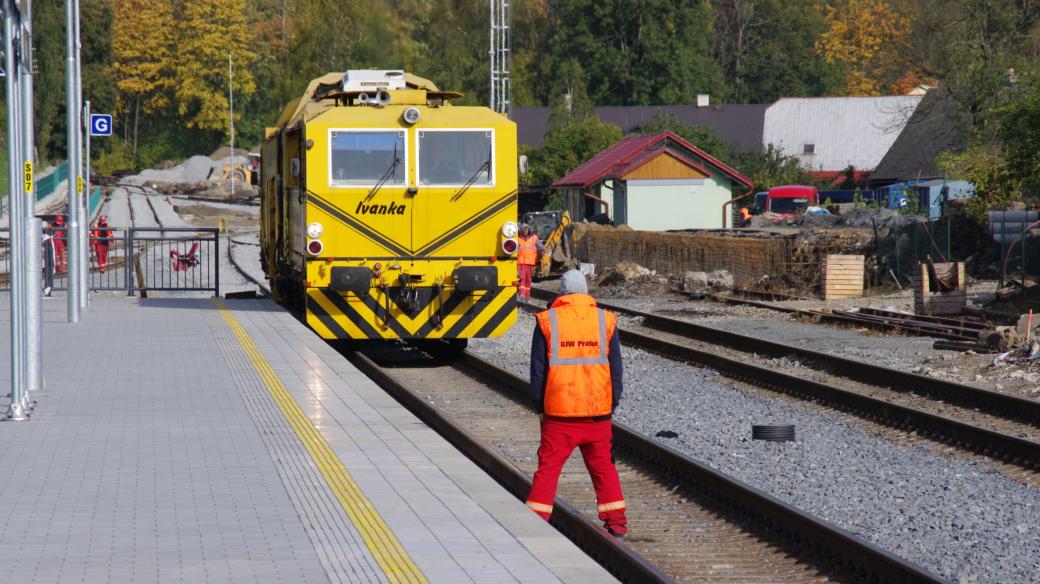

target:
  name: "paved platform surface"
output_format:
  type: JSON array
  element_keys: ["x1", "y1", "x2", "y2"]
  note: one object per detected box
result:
[{"x1": 0, "y1": 295, "x2": 614, "y2": 583}]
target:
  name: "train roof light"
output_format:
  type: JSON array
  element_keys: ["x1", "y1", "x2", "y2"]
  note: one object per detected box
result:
[
  {"x1": 342, "y1": 70, "x2": 406, "y2": 92},
  {"x1": 403, "y1": 107, "x2": 421, "y2": 125}
]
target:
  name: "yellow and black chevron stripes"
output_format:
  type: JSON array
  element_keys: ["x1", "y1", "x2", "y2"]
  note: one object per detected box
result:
[
  {"x1": 306, "y1": 286, "x2": 516, "y2": 340},
  {"x1": 307, "y1": 190, "x2": 516, "y2": 258}
]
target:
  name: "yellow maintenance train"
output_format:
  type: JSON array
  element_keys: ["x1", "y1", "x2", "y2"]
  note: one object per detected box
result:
[{"x1": 260, "y1": 70, "x2": 519, "y2": 346}]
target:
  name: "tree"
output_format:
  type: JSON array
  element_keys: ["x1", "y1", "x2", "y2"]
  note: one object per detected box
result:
[
  {"x1": 936, "y1": 146, "x2": 1021, "y2": 222},
  {"x1": 547, "y1": 59, "x2": 595, "y2": 129},
  {"x1": 905, "y1": 0, "x2": 1040, "y2": 136},
  {"x1": 996, "y1": 75, "x2": 1040, "y2": 197},
  {"x1": 32, "y1": 0, "x2": 69, "y2": 162},
  {"x1": 112, "y1": 0, "x2": 174, "y2": 155},
  {"x1": 525, "y1": 117, "x2": 623, "y2": 188},
  {"x1": 629, "y1": 113, "x2": 734, "y2": 161},
  {"x1": 735, "y1": 145, "x2": 817, "y2": 190},
  {"x1": 548, "y1": 0, "x2": 725, "y2": 106},
  {"x1": 712, "y1": 0, "x2": 842, "y2": 103},
  {"x1": 175, "y1": 0, "x2": 257, "y2": 132},
  {"x1": 816, "y1": 0, "x2": 913, "y2": 95}
]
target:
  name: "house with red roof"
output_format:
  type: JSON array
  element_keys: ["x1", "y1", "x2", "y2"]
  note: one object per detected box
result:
[{"x1": 552, "y1": 131, "x2": 753, "y2": 230}]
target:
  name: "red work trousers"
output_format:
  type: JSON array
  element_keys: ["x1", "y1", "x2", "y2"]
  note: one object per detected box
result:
[
  {"x1": 94, "y1": 242, "x2": 109, "y2": 270},
  {"x1": 518, "y1": 262, "x2": 534, "y2": 299},
  {"x1": 526, "y1": 417, "x2": 627, "y2": 535},
  {"x1": 53, "y1": 240, "x2": 67, "y2": 272}
]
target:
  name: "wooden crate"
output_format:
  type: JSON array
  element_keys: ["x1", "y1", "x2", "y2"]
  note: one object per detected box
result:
[
  {"x1": 914, "y1": 262, "x2": 966, "y2": 315},
  {"x1": 822, "y1": 254, "x2": 864, "y2": 300}
]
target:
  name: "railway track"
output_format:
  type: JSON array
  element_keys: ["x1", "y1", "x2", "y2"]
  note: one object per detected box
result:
[
  {"x1": 712, "y1": 294, "x2": 992, "y2": 342},
  {"x1": 530, "y1": 288, "x2": 1040, "y2": 477},
  {"x1": 341, "y1": 342, "x2": 943, "y2": 583}
]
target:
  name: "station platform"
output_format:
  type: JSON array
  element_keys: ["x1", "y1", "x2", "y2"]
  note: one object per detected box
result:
[{"x1": 0, "y1": 295, "x2": 613, "y2": 583}]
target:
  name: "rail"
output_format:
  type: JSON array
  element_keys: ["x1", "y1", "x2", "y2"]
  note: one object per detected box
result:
[
  {"x1": 346, "y1": 342, "x2": 944, "y2": 583},
  {"x1": 531, "y1": 287, "x2": 1040, "y2": 470}
]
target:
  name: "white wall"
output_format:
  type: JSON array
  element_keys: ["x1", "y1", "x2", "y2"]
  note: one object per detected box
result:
[{"x1": 624, "y1": 178, "x2": 731, "y2": 230}]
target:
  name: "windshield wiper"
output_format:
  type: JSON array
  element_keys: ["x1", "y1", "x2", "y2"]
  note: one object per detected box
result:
[
  {"x1": 365, "y1": 144, "x2": 400, "y2": 201},
  {"x1": 450, "y1": 151, "x2": 491, "y2": 202}
]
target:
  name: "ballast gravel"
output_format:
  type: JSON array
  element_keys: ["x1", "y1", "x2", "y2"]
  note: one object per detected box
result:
[
  {"x1": 127, "y1": 191, "x2": 159, "y2": 228},
  {"x1": 147, "y1": 192, "x2": 190, "y2": 228},
  {"x1": 470, "y1": 309, "x2": 1040, "y2": 583},
  {"x1": 98, "y1": 188, "x2": 131, "y2": 227}
]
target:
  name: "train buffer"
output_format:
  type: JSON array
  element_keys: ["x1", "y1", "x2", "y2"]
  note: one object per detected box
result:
[{"x1": 0, "y1": 295, "x2": 613, "y2": 583}]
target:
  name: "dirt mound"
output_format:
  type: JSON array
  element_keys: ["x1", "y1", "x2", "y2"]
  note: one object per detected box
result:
[{"x1": 592, "y1": 261, "x2": 671, "y2": 298}]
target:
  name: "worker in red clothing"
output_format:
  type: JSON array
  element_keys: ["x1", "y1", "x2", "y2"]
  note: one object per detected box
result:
[
  {"x1": 516, "y1": 223, "x2": 544, "y2": 300},
  {"x1": 90, "y1": 215, "x2": 113, "y2": 273},
  {"x1": 52, "y1": 215, "x2": 67, "y2": 273},
  {"x1": 526, "y1": 269, "x2": 627, "y2": 538}
]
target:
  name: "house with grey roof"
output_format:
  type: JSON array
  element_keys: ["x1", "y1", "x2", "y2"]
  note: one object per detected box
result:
[
  {"x1": 868, "y1": 90, "x2": 968, "y2": 187},
  {"x1": 762, "y1": 96, "x2": 923, "y2": 184}
]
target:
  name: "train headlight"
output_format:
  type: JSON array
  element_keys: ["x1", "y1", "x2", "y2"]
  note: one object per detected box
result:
[
  {"x1": 307, "y1": 222, "x2": 324, "y2": 239},
  {"x1": 403, "y1": 107, "x2": 421, "y2": 125},
  {"x1": 501, "y1": 221, "x2": 518, "y2": 238},
  {"x1": 502, "y1": 238, "x2": 518, "y2": 255},
  {"x1": 307, "y1": 239, "x2": 324, "y2": 256}
]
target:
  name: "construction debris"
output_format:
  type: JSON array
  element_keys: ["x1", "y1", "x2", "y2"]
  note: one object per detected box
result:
[
  {"x1": 914, "y1": 261, "x2": 966, "y2": 315},
  {"x1": 992, "y1": 342, "x2": 1040, "y2": 366},
  {"x1": 593, "y1": 261, "x2": 671, "y2": 298}
]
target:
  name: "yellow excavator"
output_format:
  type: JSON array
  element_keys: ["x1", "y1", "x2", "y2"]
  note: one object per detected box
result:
[{"x1": 522, "y1": 210, "x2": 578, "y2": 278}]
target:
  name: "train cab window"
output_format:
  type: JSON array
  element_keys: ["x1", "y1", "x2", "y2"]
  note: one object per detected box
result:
[
  {"x1": 418, "y1": 130, "x2": 493, "y2": 186},
  {"x1": 330, "y1": 130, "x2": 406, "y2": 186}
]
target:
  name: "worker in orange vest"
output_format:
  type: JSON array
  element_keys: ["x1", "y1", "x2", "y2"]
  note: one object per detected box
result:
[
  {"x1": 526, "y1": 269, "x2": 627, "y2": 538},
  {"x1": 739, "y1": 206, "x2": 752, "y2": 226},
  {"x1": 90, "y1": 215, "x2": 113, "y2": 273},
  {"x1": 516, "y1": 223, "x2": 544, "y2": 300}
]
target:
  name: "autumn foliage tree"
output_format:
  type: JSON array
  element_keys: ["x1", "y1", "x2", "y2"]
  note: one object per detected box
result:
[
  {"x1": 816, "y1": 0, "x2": 913, "y2": 95},
  {"x1": 175, "y1": 0, "x2": 257, "y2": 132},
  {"x1": 112, "y1": 0, "x2": 175, "y2": 155}
]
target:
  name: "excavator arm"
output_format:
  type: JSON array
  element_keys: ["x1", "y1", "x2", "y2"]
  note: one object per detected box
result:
[{"x1": 524, "y1": 210, "x2": 576, "y2": 278}]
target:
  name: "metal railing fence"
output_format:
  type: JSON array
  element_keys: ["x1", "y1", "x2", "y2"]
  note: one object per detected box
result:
[
  {"x1": 128, "y1": 227, "x2": 220, "y2": 294},
  {"x1": 0, "y1": 226, "x2": 220, "y2": 296}
]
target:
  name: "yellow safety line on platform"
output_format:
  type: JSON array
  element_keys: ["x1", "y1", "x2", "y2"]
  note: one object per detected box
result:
[{"x1": 214, "y1": 299, "x2": 428, "y2": 584}]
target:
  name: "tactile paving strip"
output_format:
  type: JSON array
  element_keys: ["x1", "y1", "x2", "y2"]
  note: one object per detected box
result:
[{"x1": 208, "y1": 302, "x2": 424, "y2": 584}]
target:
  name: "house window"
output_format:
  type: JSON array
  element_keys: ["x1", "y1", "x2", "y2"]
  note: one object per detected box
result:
[{"x1": 803, "y1": 144, "x2": 816, "y2": 155}]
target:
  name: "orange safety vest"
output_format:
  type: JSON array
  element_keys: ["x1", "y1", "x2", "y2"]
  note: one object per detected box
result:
[
  {"x1": 517, "y1": 233, "x2": 539, "y2": 266},
  {"x1": 535, "y1": 293, "x2": 617, "y2": 417}
]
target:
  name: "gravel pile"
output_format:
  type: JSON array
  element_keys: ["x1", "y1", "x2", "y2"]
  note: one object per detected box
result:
[
  {"x1": 471, "y1": 310, "x2": 1040, "y2": 583},
  {"x1": 124, "y1": 155, "x2": 248, "y2": 186}
]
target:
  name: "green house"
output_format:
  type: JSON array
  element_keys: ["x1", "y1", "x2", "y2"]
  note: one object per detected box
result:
[{"x1": 552, "y1": 131, "x2": 752, "y2": 230}]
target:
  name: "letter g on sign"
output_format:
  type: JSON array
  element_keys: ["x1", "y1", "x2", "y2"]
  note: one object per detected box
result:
[{"x1": 90, "y1": 114, "x2": 113, "y2": 137}]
